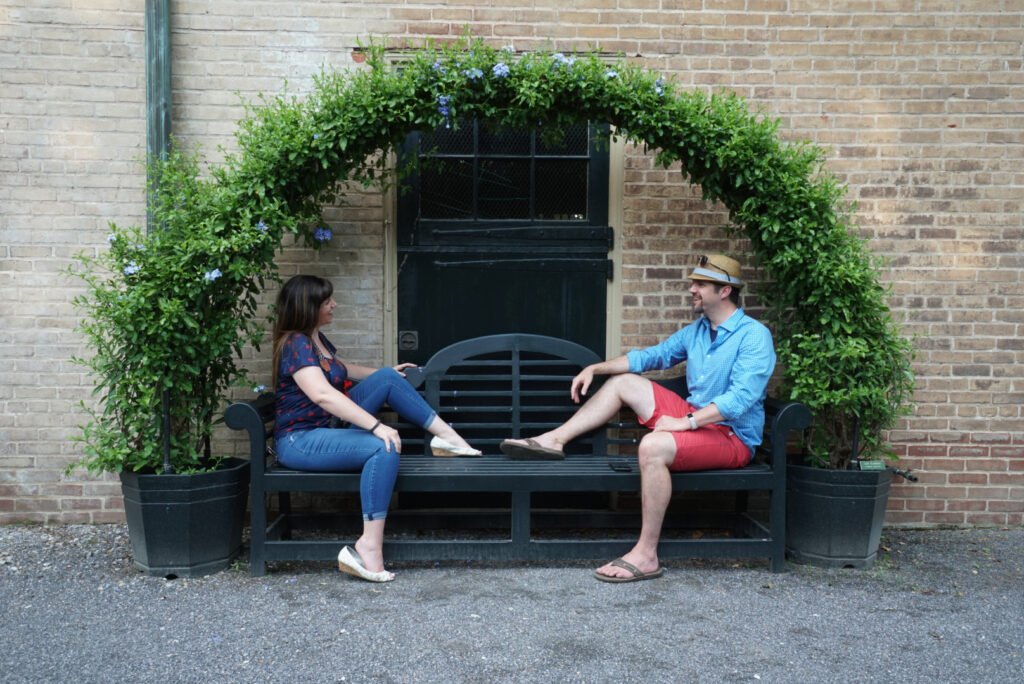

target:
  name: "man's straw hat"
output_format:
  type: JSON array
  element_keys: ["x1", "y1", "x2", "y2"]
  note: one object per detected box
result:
[{"x1": 687, "y1": 254, "x2": 744, "y2": 288}]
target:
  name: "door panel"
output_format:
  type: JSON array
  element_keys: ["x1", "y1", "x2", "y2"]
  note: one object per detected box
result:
[{"x1": 397, "y1": 251, "x2": 608, "y2": 365}]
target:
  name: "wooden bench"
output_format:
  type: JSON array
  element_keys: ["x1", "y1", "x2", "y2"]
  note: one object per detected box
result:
[{"x1": 225, "y1": 333, "x2": 811, "y2": 576}]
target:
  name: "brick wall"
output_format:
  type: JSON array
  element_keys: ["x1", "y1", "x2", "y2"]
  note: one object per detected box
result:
[{"x1": 2, "y1": 1, "x2": 1021, "y2": 526}]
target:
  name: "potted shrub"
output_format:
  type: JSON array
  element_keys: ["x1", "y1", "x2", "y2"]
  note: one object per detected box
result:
[
  {"x1": 67, "y1": 149, "x2": 290, "y2": 577},
  {"x1": 765, "y1": 226, "x2": 916, "y2": 569}
]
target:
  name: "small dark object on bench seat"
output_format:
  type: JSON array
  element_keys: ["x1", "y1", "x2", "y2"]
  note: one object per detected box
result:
[{"x1": 225, "y1": 333, "x2": 811, "y2": 576}]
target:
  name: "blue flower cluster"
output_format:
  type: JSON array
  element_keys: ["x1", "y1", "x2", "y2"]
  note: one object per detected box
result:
[
  {"x1": 257, "y1": 220, "x2": 268, "y2": 232},
  {"x1": 492, "y1": 62, "x2": 510, "y2": 78},
  {"x1": 552, "y1": 53, "x2": 576, "y2": 68},
  {"x1": 463, "y1": 67, "x2": 483, "y2": 80},
  {"x1": 654, "y1": 78, "x2": 665, "y2": 96},
  {"x1": 204, "y1": 268, "x2": 222, "y2": 282},
  {"x1": 314, "y1": 227, "x2": 332, "y2": 243},
  {"x1": 123, "y1": 261, "x2": 140, "y2": 276},
  {"x1": 436, "y1": 95, "x2": 452, "y2": 128}
]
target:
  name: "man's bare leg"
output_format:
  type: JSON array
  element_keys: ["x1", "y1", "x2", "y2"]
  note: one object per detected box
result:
[
  {"x1": 595, "y1": 431, "x2": 676, "y2": 579},
  {"x1": 504, "y1": 374, "x2": 658, "y2": 453}
]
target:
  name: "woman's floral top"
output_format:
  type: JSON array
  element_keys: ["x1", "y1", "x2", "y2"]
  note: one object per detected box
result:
[{"x1": 274, "y1": 332, "x2": 348, "y2": 439}]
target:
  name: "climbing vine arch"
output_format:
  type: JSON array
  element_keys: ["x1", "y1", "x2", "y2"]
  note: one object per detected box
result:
[{"x1": 88, "y1": 39, "x2": 911, "y2": 473}]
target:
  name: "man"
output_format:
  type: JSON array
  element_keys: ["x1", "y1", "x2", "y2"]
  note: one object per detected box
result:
[{"x1": 500, "y1": 254, "x2": 776, "y2": 582}]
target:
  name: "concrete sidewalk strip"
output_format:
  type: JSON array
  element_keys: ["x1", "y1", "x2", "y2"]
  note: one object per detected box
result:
[{"x1": 1, "y1": 525, "x2": 1022, "y2": 683}]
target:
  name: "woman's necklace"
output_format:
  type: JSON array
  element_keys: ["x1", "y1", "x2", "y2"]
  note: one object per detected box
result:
[{"x1": 313, "y1": 332, "x2": 332, "y2": 372}]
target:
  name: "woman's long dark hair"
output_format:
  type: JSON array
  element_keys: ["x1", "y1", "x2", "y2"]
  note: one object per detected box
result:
[{"x1": 272, "y1": 275, "x2": 333, "y2": 387}]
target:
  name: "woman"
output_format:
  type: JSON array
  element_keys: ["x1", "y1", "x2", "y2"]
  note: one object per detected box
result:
[{"x1": 272, "y1": 275, "x2": 479, "y2": 582}]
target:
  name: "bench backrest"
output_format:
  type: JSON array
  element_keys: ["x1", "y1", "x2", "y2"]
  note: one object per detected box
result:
[
  {"x1": 226, "y1": 333, "x2": 810, "y2": 467},
  {"x1": 401, "y1": 333, "x2": 605, "y2": 456}
]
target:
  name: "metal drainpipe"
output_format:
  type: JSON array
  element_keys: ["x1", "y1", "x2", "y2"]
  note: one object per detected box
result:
[
  {"x1": 146, "y1": 0, "x2": 173, "y2": 473},
  {"x1": 146, "y1": 0, "x2": 171, "y2": 189}
]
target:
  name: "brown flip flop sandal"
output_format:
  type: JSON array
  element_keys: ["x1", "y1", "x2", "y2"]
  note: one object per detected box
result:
[
  {"x1": 499, "y1": 438, "x2": 565, "y2": 460},
  {"x1": 593, "y1": 558, "x2": 665, "y2": 583}
]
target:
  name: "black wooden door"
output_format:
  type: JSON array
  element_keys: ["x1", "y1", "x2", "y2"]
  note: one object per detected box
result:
[{"x1": 396, "y1": 121, "x2": 612, "y2": 365}]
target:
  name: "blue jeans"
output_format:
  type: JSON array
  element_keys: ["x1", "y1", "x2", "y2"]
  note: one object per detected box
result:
[{"x1": 275, "y1": 368, "x2": 437, "y2": 520}]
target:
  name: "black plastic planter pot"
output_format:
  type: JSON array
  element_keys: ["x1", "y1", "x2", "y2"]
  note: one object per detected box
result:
[
  {"x1": 786, "y1": 464, "x2": 893, "y2": 569},
  {"x1": 119, "y1": 458, "x2": 250, "y2": 578}
]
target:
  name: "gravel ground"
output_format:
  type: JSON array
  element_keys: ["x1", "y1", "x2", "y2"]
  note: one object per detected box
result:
[{"x1": 1, "y1": 524, "x2": 1022, "y2": 683}]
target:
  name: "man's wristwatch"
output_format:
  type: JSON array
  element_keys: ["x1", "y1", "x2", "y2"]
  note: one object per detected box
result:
[{"x1": 686, "y1": 413, "x2": 699, "y2": 431}]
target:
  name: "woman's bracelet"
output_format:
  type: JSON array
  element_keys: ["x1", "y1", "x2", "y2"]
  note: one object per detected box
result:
[{"x1": 368, "y1": 419, "x2": 381, "y2": 434}]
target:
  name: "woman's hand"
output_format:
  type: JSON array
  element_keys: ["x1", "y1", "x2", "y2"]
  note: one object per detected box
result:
[
  {"x1": 372, "y1": 423, "x2": 402, "y2": 453},
  {"x1": 391, "y1": 362, "x2": 417, "y2": 377}
]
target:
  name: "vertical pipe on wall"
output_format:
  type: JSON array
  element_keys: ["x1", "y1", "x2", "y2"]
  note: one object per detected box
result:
[
  {"x1": 146, "y1": 0, "x2": 173, "y2": 473},
  {"x1": 145, "y1": 0, "x2": 171, "y2": 232}
]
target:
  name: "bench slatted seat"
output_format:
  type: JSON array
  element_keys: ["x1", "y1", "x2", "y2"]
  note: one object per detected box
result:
[{"x1": 225, "y1": 333, "x2": 811, "y2": 576}]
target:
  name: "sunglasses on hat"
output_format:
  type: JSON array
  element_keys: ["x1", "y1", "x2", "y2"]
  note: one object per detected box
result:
[{"x1": 696, "y1": 255, "x2": 731, "y2": 278}]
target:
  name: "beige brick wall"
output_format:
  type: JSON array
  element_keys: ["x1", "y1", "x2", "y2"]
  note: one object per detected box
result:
[
  {"x1": 2, "y1": 0, "x2": 147, "y2": 522},
  {"x1": 2, "y1": 1, "x2": 1021, "y2": 526}
]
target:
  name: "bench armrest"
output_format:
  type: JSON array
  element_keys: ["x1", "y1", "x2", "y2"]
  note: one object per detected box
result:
[
  {"x1": 224, "y1": 392, "x2": 276, "y2": 475},
  {"x1": 762, "y1": 398, "x2": 812, "y2": 472}
]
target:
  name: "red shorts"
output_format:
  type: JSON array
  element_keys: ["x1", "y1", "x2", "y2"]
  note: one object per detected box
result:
[{"x1": 639, "y1": 383, "x2": 751, "y2": 472}]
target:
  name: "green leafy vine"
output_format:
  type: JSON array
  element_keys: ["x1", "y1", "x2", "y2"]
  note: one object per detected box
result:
[{"x1": 70, "y1": 38, "x2": 913, "y2": 473}]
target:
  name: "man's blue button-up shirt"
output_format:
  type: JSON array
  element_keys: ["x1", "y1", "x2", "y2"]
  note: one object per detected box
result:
[{"x1": 625, "y1": 309, "x2": 776, "y2": 456}]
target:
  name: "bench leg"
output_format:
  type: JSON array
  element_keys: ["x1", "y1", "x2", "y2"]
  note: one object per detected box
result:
[
  {"x1": 769, "y1": 488, "x2": 786, "y2": 573},
  {"x1": 250, "y1": 490, "x2": 268, "y2": 577}
]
